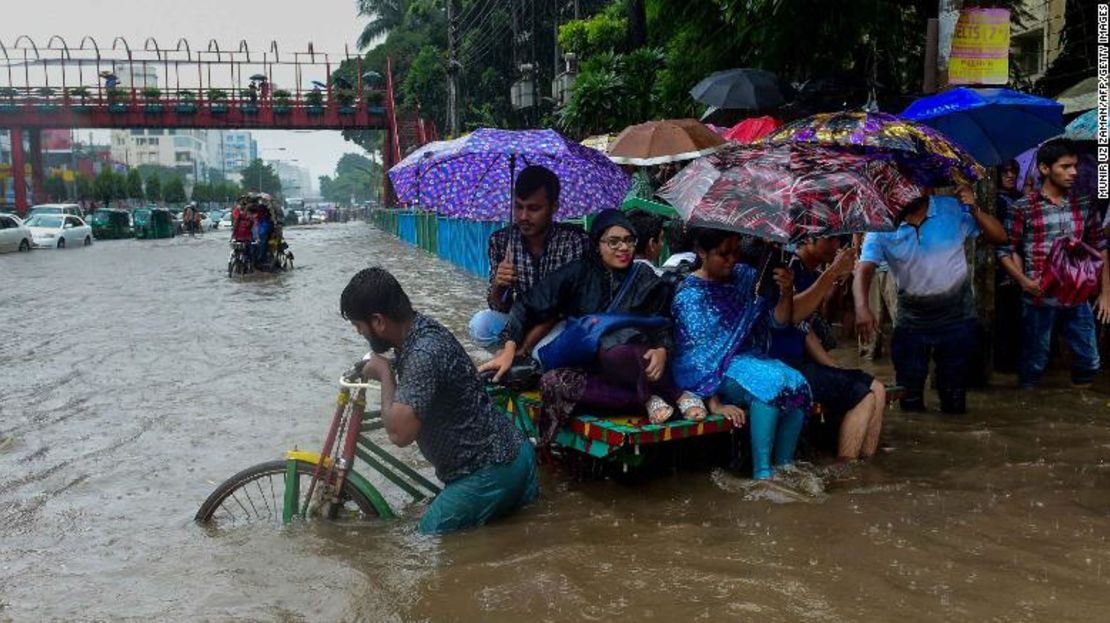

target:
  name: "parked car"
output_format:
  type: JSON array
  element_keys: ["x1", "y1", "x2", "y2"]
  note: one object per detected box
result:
[
  {"x1": 0, "y1": 213, "x2": 33, "y2": 252},
  {"x1": 27, "y1": 203, "x2": 83, "y2": 219},
  {"x1": 133, "y1": 207, "x2": 176, "y2": 239},
  {"x1": 89, "y1": 209, "x2": 133, "y2": 239},
  {"x1": 24, "y1": 214, "x2": 93, "y2": 249},
  {"x1": 219, "y1": 212, "x2": 234, "y2": 230}
]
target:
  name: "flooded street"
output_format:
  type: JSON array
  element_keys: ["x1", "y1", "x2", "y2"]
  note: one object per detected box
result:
[{"x1": 3, "y1": 222, "x2": 1110, "y2": 621}]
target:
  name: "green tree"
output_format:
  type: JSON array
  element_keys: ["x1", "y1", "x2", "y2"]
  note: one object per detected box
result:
[
  {"x1": 357, "y1": 0, "x2": 412, "y2": 50},
  {"x1": 191, "y1": 182, "x2": 211, "y2": 204},
  {"x1": 126, "y1": 168, "x2": 145, "y2": 202},
  {"x1": 320, "y1": 152, "x2": 382, "y2": 204},
  {"x1": 145, "y1": 174, "x2": 162, "y2": 203},
  {"x1": 163, "y1": 177, "x2": 187, "y2": 204},
  {"x1": 239, "y1": 159, "x2": 283, "y2": 197},
  {"x1": 44, "y1": 175, "x2": 69, "y2": 201},
  {"x1": 75, "y1": 174, "x2": 94, "y2": 201},
  {"x1": 400, "y1": 45, "x2": 447, "y2": 132},
  {"x1": 93, "y1": 169, "x2": 122, "y2": 207}
]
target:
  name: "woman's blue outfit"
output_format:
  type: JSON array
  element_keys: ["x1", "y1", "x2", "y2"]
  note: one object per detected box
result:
[{"x1": 671, "y1": 264, "x2": 810, "y2": 479}]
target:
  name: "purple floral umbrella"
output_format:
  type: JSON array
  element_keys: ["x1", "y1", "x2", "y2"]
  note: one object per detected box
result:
[{"x1": 387, "y1": 128, "x2": 631, "y2": 221}]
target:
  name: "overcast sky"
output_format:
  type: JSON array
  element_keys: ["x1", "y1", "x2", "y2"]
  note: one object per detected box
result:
[{"x1": 6, "y1": 0, "x2": 376, "y2": 183}]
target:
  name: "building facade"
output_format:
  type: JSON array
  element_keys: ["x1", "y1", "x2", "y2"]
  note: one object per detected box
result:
[{"x1": 268, "y1": 159, "x2": 313, "y2": 198}]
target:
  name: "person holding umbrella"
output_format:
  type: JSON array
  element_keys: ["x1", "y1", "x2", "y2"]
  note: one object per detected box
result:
[
  {"x1": 854, "y1": 188, "x2": 1007, "y2": 414},
  {"x1": 468, "y1": 165, "x2": 588, "y2": 356},
  {"x1": 997, "y1": 138, "x2": 1109, "y2": 389}
]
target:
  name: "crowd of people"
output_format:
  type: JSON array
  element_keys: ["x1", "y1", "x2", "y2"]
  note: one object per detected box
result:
[
  {"x1": 340, "y1": 137, "x2": 1106, "y2": 535},
  {"x1": 229, "y1": 194, "x2": 287, "y2": 270}
]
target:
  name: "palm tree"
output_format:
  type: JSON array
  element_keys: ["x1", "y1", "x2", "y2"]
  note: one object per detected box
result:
[{"x1": 357, "y1": 0, "x2": 409, "y2": 50}]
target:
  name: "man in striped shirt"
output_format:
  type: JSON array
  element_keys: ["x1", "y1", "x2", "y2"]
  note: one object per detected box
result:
[{"x1": 999, "y1": 138, "x2": 1110, "y2": 388}]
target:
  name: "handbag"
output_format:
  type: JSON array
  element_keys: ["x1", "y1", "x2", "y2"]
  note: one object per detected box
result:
[
  {"x1": 1041, "y1": 236, "x2": 1104, "y2": 306},
  {"x1": 536, "y1": 264, "x2": 670, "y2": 370}
]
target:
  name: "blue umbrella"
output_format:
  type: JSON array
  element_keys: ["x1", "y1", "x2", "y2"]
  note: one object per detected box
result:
[
  {"x1": 1065, "y1": 109, "x2": 1098, "y2": 141},
  {"x1": 901, "y1": 88, "x2": 1064, "y2": 167}
]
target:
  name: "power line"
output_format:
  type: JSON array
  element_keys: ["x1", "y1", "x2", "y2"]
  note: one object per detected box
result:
[
  {"x1": 458, "y1": 0, "x2": 498, "y2": 32},
  {"x1": 460, "y1": 22, "x2": 512, "y2": 67},
  {"x1": 460, "y1": 0, "x2": 505, "y2": 41}
]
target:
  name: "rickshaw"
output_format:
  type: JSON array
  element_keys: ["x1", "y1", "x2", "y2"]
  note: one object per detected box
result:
[
  {"x1": 227, "y1": 193, "x2": 294, "y2": 277},
  {"x1": 89, "y1": 209, "x2": 133, "y2": 239},
  {"x1": 133, "y1": 207, "x2": 176, "y2": 239}
]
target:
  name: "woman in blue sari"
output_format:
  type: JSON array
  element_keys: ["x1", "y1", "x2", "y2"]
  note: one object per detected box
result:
[{"x1": 671, "y1": 228, "x2": 810, "y2": 480}]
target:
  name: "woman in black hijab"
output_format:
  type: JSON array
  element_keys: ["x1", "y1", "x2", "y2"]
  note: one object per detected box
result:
[{"x1": 480, "y1": 209, "x2": 706, "y2": 443}]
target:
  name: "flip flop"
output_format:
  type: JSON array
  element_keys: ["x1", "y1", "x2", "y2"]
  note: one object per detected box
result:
[
  {"x1": 678, "y1": 392, "x2": 707, "y2": 421},
  {"x1": 645, "y1": 395, "x2": 674, "y2": 424}
]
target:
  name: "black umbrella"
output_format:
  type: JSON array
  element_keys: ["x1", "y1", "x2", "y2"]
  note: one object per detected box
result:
[
  {"x1": 690, "y1": 68, "x2": 794, "y2": 111},
  {"x1": 249, "y1": 73, "x2": 267, "y2": 82}
]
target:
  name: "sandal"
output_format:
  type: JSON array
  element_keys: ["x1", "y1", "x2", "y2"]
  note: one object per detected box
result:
[
  {"x1": 645, "y1": 395, "x2": 674, "y2": 424},
  {"x1": 678, "y1": 392, "x2": 707, "y2": 421}
]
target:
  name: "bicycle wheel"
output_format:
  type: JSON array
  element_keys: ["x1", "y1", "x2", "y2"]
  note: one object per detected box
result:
[{"x1": 195, "y1": 459, "x2": 380, "y2": 527}]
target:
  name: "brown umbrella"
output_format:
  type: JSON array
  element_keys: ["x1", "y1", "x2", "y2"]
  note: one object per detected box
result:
[{"x1": 608, "y1": 118, "x2": 726, "y2": 166}]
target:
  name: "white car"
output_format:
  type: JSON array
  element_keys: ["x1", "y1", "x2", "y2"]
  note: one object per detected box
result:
[
  {"x1": 0, "y1": 213, "x2": 33, "y2": 252},
  {"x1": 25, "y1": 214, "x2": 93, "y2": 249},
  {"x1": 219, "y1": 212, "x2": 234, "y2": 229},
  {"x1": 27, "y1": 203, "x2": 83, "y2": 219}
]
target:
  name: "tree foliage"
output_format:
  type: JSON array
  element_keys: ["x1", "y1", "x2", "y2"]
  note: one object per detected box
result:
[
  {"x1": 351, "y1": 0, "x2": 1032, "y2": 143},
  {"x1": 145, "y1": 174, "x2": 162, "y2": 202},
  {"x1": 163, "y1": 177, "x2": 187, "y2": 204},
  {"x1": 240, "y1": 159, "x2": 283, "y2": 197},
  {"x1": 93, "y1": 169, "x2": 124, "y2": 206},
  {"x1": 126, "y1": 168, "x2": 145, "y2": 201},
  {"x1": 319, "y1": 152, "x2": 382, "y2": 204},
  {"x1": 75, "y1": 174, "x2": 93, "y2": 201},
  {"x1": 44, "y1": 175, "x2": 69, "y2": 201}
]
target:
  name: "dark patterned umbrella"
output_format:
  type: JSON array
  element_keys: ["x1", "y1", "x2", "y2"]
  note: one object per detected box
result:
[
  {"x1": 763, "y1": 111, "x2": 984, "y2": 187},
  {"x1": 657, "y1": 144, "x2": 922, "y2": 243}
]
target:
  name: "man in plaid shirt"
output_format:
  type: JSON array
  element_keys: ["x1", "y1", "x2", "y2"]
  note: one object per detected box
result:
[
  {"x1": 999, "y1": 138, "x2": 1110, "y2": 388},
  {"x1": 468, "y1": 165, "x2": 588, "y2": 355}
]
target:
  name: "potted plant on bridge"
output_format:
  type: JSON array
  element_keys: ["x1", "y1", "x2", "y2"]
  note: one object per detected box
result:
[
  {"x1": 67, "y1": 86, "x2": 91, "y2": 109},
  {"x1": 337, "y1": 88, "x2": 356, "y2": 114},
  {"x1": 207, "y1": 88, "x2": 229, "y2": 114},
  {"x1": 0, "y1": 87, "x2": 18, "y2": 112},
  {"x1": 176, "y1": 90, "x2": 197, "y2": 114},
  {"x1": 240, "y1": 88, "x2": 260, "y2": 115},
  {"x1": 36, "y1": 87, "x2": 59, "y2": 112},
  {"x1": 141, "y1": 86, "x2": 163, "y2": 113},
  {"x1": 107, "y1": 87, "x2": 129, "y2": 113},
  {"x1": 365, "y1": 90, "x2": 385, "y2": 114},
  {"x1": 305, "y1": 88, "x2": 325, "y2": 115},
  {"x1": 272, "y1": 89, "x2": 292, "y2": 114}
]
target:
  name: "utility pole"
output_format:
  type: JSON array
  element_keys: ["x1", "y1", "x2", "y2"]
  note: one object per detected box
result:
[{"x1": 446, "y1": 0, "x2": 460, "y2": 137}]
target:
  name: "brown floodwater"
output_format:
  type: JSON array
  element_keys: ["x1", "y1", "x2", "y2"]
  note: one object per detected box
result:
[{"x1": 2, "y1": 223, "x2": 1109, "y2": 621}]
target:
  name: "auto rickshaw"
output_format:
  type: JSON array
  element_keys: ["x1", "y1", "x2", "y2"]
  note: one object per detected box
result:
[
  {"x1": 133, "y1": 207, "x2": 176, "y2": 239},
  {"x1": 89, "y1": 209, "x2": 133, "y2": 239}
]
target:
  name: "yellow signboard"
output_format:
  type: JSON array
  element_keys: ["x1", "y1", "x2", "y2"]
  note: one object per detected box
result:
[{"x1": 948, "y1": 8, "x2": 1010, "y2": 85}]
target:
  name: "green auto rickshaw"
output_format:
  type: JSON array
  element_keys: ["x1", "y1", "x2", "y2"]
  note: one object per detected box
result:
[
  {"x1": 89, "y1": 209, "x2": 133, "y2": 239},
  {"x1": 133, "y1": 207, "x2": 176, "y2": 239}
]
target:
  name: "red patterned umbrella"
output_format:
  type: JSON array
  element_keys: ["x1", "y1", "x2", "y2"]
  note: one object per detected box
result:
[{"x1": 657, "y1": 144, "x2": 922, "y2": 243}]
